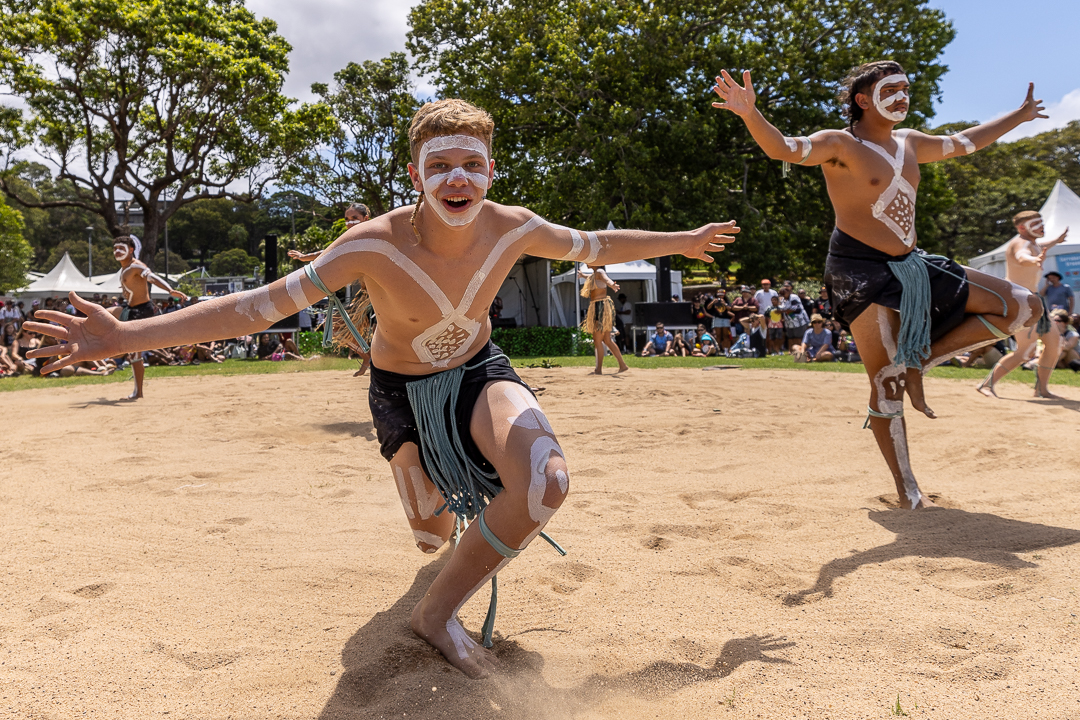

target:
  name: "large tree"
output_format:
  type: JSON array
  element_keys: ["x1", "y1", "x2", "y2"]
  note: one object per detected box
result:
[
  {"x1": 0, "y1": 196, "x2": 30, "y2": 293},
  {"x1": 0, "y1": 0, "x2": 332, "y2": 266},
  {"x1": 408, "y1": 0, "x2": 955, "y2": 282},
  {"x1": 285, "y1": 53, "x2": 420, "y2": 217}
]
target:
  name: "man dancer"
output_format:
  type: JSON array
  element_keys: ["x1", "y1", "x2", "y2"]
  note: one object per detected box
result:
[
  {"x1": 712, "y1": 62, "x2": 1046, "y2": 508},
  {"x1": 111, "y1": 235, "x2": 188, "y2": 399},
  {"x1": 28, "y1": 99, "x2": 738, "y2": 678},
  {"x1": 977, "y1": 211, "x2": 1069, "y2": 398}
]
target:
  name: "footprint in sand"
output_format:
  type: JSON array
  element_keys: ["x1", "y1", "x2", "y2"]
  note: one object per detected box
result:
[
  {"x1": 547, "y1": 561, "x2": 600, "y2": 594},
  {"x1": 71, "y1": 582, "x2": 114, "y2": 599}
]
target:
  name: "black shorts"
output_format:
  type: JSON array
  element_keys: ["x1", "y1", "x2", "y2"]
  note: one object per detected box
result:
[
  {"x1": 121, "y1": 301, "x2": 158, "y2": 322},
  {"x1": 368, "y1": 341, "x2": 530, "y2": 482},
  {"x1": 786, "y1": 324, "x2": 809, "y2": 340},
  {"x1": 824, "y1": 227, "x2": 969, "y2": 342}
]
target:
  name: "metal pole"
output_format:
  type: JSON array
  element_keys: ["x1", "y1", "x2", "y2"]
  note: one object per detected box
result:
[
  {"x1": 164, "y1": 189, "x2": 170, "y2": 279},
  {"x1": 85, "y1": 226, "x2": 94, "y2": 277}
]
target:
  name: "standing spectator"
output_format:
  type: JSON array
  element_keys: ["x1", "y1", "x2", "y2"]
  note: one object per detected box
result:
[
  {"x1": 765, "y1": 296, "x2": 785, "y2": 355},
  {"x1": 707, "y1": 291, "x2": 732, "y2": 351},
  {"x1": 615, "y1": 293, "x2": 632, "y2": 352},
  {"x1": 1042, "y1": 271, "x2": 1074, "y2": 313},
  {"x1": 0, "y1": 299, "x2": 22, "y2": 329},
  {"x1": 797, "y1": 288, "x2": 814, "y2": 318},
  {"x1": 780, "y1": 285, "x2": 810, "y2": 351},
  {"x1": 753, "y1": 279, "x2": 777, "y2": 312},
  {"x1": 691, "y1": 295, "x2": 710, "y2": 326},
  {"x1": 812, "y1": 286, "x2": 832, "y2": 319},
  {"x1": 730, "y1": 287, "x2": 757, "y2": 329},
  {"x1": 639, "y1": 322, "x2": 675, "y2": 357}
]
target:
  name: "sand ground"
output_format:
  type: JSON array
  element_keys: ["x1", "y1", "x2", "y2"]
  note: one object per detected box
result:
[{"x1": 1, "y1": 367, "x2": 1078, "y2": 720}]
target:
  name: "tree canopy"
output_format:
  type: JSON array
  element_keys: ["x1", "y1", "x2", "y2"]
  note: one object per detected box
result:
[
  {"x1": 0, "y1": 197, "x2": 30, "y2": 293},
  {"x1": 0, "y1": 0, "x2": 332, "y2": 265},
  {"x1": 408, "y1": 0, "x2": 955, "y2": 281}
]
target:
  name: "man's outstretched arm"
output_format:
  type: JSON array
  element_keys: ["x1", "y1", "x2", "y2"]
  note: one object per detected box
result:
[
  {"x1": 25, "y1": 265, "x2": 342, "y2": 374},
  {"x1": 525, "y1": 218, "x2": 740, "y2": 266},
  {"x1": 912, "y1": 83, "x2": 1048, "y2": 162}
]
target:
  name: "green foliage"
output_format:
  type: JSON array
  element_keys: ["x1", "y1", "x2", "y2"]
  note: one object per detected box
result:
[
  {"x1": 0, "y1": 0, "x2": 333, "y2": 261},
  {"x1": 490, "y1": 326, "x2": 592, "y2": 356},
  {"x1": 152, "y1": 249, "x2": 190, "y2": 274},
  {"x1": 408, "y1": 0, "x2": 954, "y2": 283},
  {"x1": 209, "y1": 248, "x2": 260, "y2": 277},
  {"x1": 0, "y1": 198, "x2": 30, "y2": 292},
  {"x1": 288, "y1": 53, "x2": 420, "y2": 215},
  {"x1": 295, "y1": 330, "x2": 350, "y2": 358}
]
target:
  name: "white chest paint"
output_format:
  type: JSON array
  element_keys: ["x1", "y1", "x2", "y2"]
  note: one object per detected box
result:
[
  {"x1": 315, "y1": 215, "x2": 547, "y2": 368},
  {"x1": 862, "y1": 129, "x2": 917, "y2": 246}
]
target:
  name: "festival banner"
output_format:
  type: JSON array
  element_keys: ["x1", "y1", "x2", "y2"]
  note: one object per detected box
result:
[{"x1": 1053, "y1": 253, "x2": 1080, "y2": 287}]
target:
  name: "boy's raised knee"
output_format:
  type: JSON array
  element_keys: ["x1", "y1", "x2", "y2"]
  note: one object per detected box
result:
[
  {"x1": 528, "y1": 436, "x2": 570, "y2": 524},
  {"x1": 413, "y1": 528, "x2": 448, "y2": 554},
  {"x1": 1023, "y1": 293, "x2": 1043, "y2": 327}
]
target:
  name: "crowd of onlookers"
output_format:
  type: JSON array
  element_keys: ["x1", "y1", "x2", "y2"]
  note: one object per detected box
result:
[
  {"x1": 0, "y1": 295, "x2": 319, "y2": 378},
  {"x1": 635, "y1": 280, "x2": 1080, "y2": 370}
]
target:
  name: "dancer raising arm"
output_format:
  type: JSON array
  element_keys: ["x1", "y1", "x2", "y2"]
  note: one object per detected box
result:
[
  {"x1": 712, "y1": 62, "x2": 1046, "y2": 509},
  {"x1": 27, "y1": 99, "x2": 738, "y2": 679}
]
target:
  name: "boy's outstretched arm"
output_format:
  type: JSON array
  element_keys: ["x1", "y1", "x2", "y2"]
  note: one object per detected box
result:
[
  {"x1": 25, "y1": 262, "x2": 349, "y2": 374},
  {"x1": 525, "y1": 219, "x2": 740, "y2": 266},
  {"x1": 912, "y1": 83, "x2": 1047, "y2": 162},
  {"x1": 711, "y1": 69, "x2": 844, "y2": 167}
]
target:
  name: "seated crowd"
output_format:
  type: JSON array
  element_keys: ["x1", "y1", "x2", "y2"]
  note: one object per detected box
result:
[{"x1": 0, "y1": 295, "x2": 317, "y2": 378}]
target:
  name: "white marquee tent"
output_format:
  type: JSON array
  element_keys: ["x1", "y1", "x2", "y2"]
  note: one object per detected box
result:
[
  {"x1": 11, "y1": 253, "x2": 106, "y2": 299},
  {"x1": 969, "y1": 180, "x2": 1080, "y2": 301},
  {"x1": 549, "y1": 260, "x2": 683, "y2": 327}
]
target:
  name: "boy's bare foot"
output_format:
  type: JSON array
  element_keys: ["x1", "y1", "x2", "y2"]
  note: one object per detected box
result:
[
  {"x1": 897, "y1": 493, "x2": 937, "y2": 510},
  {"x1": 1034, "y1": 388, "x2": 1061, "y2": 399},
  {"x1": 410, "y1": 602, "x2": 496, "y2": 679},
  {"x1": 976, "y1": 381, "x2": 998, "y2": 398},
  {"x1": 591, "y1": 369, "x2": 603, "y2": 375},
  {"x1": 126, "y1": 389, "x2": 143, "y2": 400},
  {"x1": 906, "y1": 368, "x2": 936, "y2": 418},
  {"x1": 616, "y1": 364, "x2": 629, "y2": 373}
]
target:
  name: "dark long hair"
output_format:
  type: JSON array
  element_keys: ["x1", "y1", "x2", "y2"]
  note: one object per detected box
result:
[{"x1": 838, "y1": 60, "x2": 906, "y2": 134}]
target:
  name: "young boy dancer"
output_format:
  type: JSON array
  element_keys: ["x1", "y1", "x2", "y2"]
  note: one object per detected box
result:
[
  {"x1": 712, "y1": 62, "x2": 1046, "y2": 509},
  {"x1": 977, "y1": 210, "x2": 1069, "y2": 398},
  {"x1": 111, "y1": 235, "x2": 188, "y2": 399},
  {"x1": 27, "y1": 99, "x2": 738, "y2": 678}
]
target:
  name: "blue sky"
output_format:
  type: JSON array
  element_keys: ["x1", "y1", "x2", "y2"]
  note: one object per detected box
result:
[{"x1": 930, "y1": 0, "x2": 1080, "y2": 139}]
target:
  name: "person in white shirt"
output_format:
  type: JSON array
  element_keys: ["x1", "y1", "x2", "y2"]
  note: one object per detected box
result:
[{"x1": 753, "y1": 279, "x2": 777, "y2": 311}]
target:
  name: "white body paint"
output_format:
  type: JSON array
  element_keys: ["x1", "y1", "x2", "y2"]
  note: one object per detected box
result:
[
  {"x1": 419, "y1": 135, "x2": 491, "y2": 227},
  {"x1": 941, "y1": 136, "x2": 954, "y2": 156},
  {"x1": 503, "y1": 385, "x2": 554, "y2": 434},
  {"x1": 231, "y1": 268, "x2": 313, "y2": 323},
  {"x1": 412, "y1": 529, "x2": 445, "y2": 551},
  {"x1": 862, "y1": 129, "x2": 917, "y2": 246},
  {"x1": 1007, "y1": 284, "x2": 1033, "y2": 333},
  {"x1": 954, "y1": 133, "x2": 975, "y2": 155},
  {"x1": 409, "y1": 466, "x2": 442, "y2": 520},
  {"x1": 874, "y1": 308, "x2": 922, "y2": 508},
  {"x1": 527, "y1": 436, "x2": 567, "y2": 526},
  {"x1": 872, "y1": 74, "x2": 909, "y2": 123},
  {"x1": 784, "y1": 136, "x2": 812, "y2": 162},
  {"x1": 314, "y1": 216, "x2": 546, "y2": 367},
  {"x1": 394, "y1": 466, "x2": 416, "y2": 520}
]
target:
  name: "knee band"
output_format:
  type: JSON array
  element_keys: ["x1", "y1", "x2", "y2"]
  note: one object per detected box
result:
[{"x1": 477, "y1": 507, "x2": 521, "y2": 559}]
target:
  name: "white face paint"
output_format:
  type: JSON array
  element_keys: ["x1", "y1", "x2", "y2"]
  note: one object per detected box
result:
[
  {"x1": 872, "y1": 74, "x2": 909, "y2": 123},
  {"x1": 1021, "y1": 217, "x2": 1045, "y2": 238},
  {"x1": 418, "y1": 135, "x2": 491, "y2": 228},
  {"x1": 527, "y1": 437, "x2": 568, "y2": 525},
  {"x1": 113, "y1": 244, "x2": 131, "y2": 261}
]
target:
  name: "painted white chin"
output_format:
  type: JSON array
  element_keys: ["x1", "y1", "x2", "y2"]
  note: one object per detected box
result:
[
  {"x1": 114, "y1": 248, "x2": 130, "y2": 261},
  {"x1": 425, "y1": 187, "x2": 485, "y2": 227}
]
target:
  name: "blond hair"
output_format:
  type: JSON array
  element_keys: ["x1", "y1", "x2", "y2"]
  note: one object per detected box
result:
[
  {"x1": 407, "y1": 99, "x2": 495, "y2": 244},
  {"x1": 1013, "y1": 210, "x2": 1041, "y2": 226}
]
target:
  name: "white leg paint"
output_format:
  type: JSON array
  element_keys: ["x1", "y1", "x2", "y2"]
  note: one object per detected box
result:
[
  {"x1": 503, "y1": 385, "x2": 554, "y2": 434},
  {"x1": 1007, "y1": 285, "x2": 1034, "y2": 334},
  {"x1": 874, "y1": 308, "x2": 922, "y2": 508},
  {"x1": 412, "y1": 529, "x2": 446, "y2": 552},
  {"x1": 394, "y1": 466, "x2": 416, "y2": 520},
  {"x1": 408, "y1": 466, "x2": 442, "y2": 520},
  {"x1": 527, "y1": 437, "x2": 567, "y2": 525}
]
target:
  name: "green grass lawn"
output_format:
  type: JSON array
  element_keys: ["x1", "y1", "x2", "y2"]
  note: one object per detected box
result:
[{"x1": 4, "y1": 353, "x2": 1076, "y2": 392}]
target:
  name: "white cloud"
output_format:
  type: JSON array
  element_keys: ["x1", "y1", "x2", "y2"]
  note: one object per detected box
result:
[
  {"x1": 998, "y1": 88, "x2": 1080, "y2": 143},
  {"x1": 246, "y1": 0, "x2": 415, "y2": 101}
]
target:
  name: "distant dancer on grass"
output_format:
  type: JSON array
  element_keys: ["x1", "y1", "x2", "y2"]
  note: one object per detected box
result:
[
  {"x1": 27, "y1": 99, "x2": 739, "y2": 679},
  {"x1": 977, "y1": 211, "x2": 1069, "y2": 399},
  {"x1": 111, "y1": 235, "x2": 187, "y2": 399},
  {"x1": 713, "y1": 60, "x2": 1046, "y2": 508},
  {"x1": 579, "y1": 265, "x2": 630, "y2": 374}
]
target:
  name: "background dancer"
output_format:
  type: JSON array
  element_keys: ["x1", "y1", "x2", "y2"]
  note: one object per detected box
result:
[
  {"x1": 579, "y1": 264, "x2": 630, "y2": 374},
  {"x1": 111, "y1": 235, "x2": 187, "y2": 399},
  {"x1": 712, "y1": 62, "x2": 1046, "y2": 509},
  {"x1": 978, "y1": 211, "x2": 1068, "y2": 398},
  {"x1": 27, "y1": 99, "x2": 738, "y2": 678}
]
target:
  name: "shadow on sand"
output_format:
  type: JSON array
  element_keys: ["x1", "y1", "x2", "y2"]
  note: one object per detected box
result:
[
  {"x1": 319, "y1": 554, "x2": 794, "y2": 719},
  {"x1": 783, "y1": 507, "x2": 1080, "y2": 606}
]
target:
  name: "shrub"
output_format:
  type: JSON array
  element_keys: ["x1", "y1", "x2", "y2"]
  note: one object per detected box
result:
[{"x1": 490, "y1": 326, "x2": 592, "y2": 356}]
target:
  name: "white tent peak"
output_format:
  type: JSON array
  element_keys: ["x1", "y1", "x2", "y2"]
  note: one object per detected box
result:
[{"x1": 16, "y1": 252, "x2": 104, "y2": 297}]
